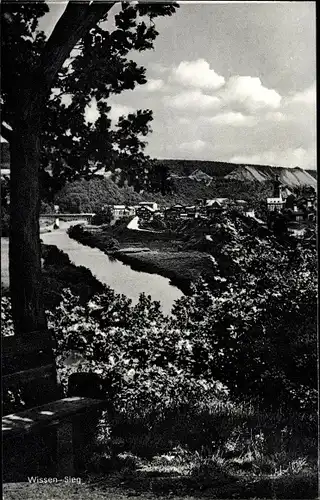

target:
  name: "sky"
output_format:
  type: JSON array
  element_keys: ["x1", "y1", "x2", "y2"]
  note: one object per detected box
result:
[{"x1": 38, "y1": 2, "x2": 316, "y2": 169}]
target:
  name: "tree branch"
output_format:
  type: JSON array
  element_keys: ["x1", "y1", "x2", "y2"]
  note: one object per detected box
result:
[{"x1": 37, "y1": 1, "x2": 117, "y2": 95}]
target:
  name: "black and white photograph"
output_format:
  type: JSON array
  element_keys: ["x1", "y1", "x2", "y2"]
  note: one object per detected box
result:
[{"x1": 1, "y1": 1, "x2": 318, "y2": 498}]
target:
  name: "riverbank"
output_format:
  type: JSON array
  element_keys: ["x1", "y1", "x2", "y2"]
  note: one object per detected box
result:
[
  {"x1": 114, "y1": 249, "x2": 213, "y2": 295},
  {"x1": 67, "y1": 224, "x2": 215, "y2": 294}
]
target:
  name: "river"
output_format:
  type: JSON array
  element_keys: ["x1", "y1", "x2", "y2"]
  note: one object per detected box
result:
[{"x1": 1, "y1": 222, "x2": 183, "y2": 315}]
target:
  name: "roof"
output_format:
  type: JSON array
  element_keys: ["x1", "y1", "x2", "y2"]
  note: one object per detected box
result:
[
  {"x1": 1, "y1": 168, "x2": 10, "y2": 178},
  {"x1": 267, "y1": 197, "x2": 284, "y2": 203},
  {"x1": 206, "y1": 198, "x2": 228, "y2": 206},
  {"x1": 138, "y1": 205, "x2": 154, "y2": 212}
]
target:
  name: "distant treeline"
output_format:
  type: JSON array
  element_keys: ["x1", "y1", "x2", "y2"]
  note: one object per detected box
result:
[{"x1": 53, "y1": 175, "x2": 274, "y2": 213}]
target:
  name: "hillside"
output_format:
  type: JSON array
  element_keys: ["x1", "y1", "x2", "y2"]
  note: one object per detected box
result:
[
  {"x1": 225, "y1": 165, "x2": 317, "y2": 188},
  {"x1": 54, "y1": 175, "x2": 275, "y2": 212},
  {"x1": 155, "y1": 158, "x2": 317, "y2": 188}
]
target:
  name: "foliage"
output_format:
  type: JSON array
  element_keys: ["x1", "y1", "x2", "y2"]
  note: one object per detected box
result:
[
  {"x1": 54, "y1": 177, "x2": 143, "y2": 213},
  {"x1": 54, "y1": 173, "x2": 274, "y2": 214},
  {"x1": 91, "y1": 206, "x2": 113, "y2": 226},
  {"x1": 1, "y1": 231, "x2": 317, "y2": 494},
  {"x1": 1, "y1": 1, "x2": 179, "y2": 196},
  {"x1": 170, "y1": 245, "x2": 317, "y2": 411},
  {"x1": 40, "y1": 243, "x2": 106, "y2": 309}
]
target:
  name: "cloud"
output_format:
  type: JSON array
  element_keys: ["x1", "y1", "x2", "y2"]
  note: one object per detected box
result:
[
  {"x1": 178, "y1": 117, "x2": 191, "y2": 125},
  {"x1": 85, "y1": 101, "x2": 135, "y2": 125},
  {"x1": 220, "y1": 76, "x2": 282, "y2": 112},
  {"x1": 229, "y1": 147, "x2": 316, "y2": 169},
  {"x1": 288, "y1": 82, "x2": 316, "y2": 105},
  {"x1": 134, "y1": 79, "x2": 166, "y2": 93},
  {"x1": 206, "y1": 111, "x2": 257, "y2": 127},
  {"x1": 84, "y1": 99, "x2": 100, "y2": 124},
  {"x1": 108, "y1": 104, "x2": 135, "y2": 122},
  {"x1": 164, "y1": 90, "x2": 221, "y2": 111},
  {"x1": 145, "y1": 79, "x2": 165, "y2": 92},
  {"x1": 179, "y1": 139, "x2": 206, "y2": 152},
  {"x1": 170, "y1": 59, "x2": 225, "y2": 90},
  {"x1": 149, "y1": 63, "x2": 170, "y2": 74},
  {"x1": 264, "y1": 111, "x2": 286, "y2": 122}
]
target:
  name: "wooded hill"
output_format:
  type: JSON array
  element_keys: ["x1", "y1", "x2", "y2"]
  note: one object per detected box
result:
[{"x1": 54, "y1": 176, "x2": 275, "y2": 213}]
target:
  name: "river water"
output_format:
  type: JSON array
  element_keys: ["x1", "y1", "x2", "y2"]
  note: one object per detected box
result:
[{"x1": 1, "y1": 223, "x2": 183, "y2": 315}]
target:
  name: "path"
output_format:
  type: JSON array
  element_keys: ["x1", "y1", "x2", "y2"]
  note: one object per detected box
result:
[{"x1": 127, "y1": 216, "x2": 159, "y2": 233}]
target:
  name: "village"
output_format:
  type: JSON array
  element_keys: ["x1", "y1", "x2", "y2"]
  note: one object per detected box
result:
[{"x1": 101, "y1": 175, "x2": 317, "y2": 239}]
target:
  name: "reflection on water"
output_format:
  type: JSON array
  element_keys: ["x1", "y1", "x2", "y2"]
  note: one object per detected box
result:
[{"x1": 1, "y1": 228, "x2": 183, "y2": 315}]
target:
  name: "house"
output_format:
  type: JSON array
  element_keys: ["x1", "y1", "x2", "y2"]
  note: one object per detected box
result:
[
  {"x1": 124, "y1": 206, "x2": 136, "y2": 217},
  {"x1": 106, "y1": 204, "x2": 136, "y2": 218},
  {"x1": 206, "y1": 203, "x2": 223, "y2": 217},
  {"x1": 138, "y1": 201, "x2": 158, "y2": 211},
  {"x1": 112, "y1": 205, "x2": 127, "y2": 218},
  {"x1": 287, "y1": 222, "x2": 306, "y2": 238},
  {"x1": 184, "y1": 206, "x2": 198, "y2": 219},
  {"x1": 291, "y1": 205, "x2": 305, "y2": 222},
  {"x1": 164, "y1": 204, "x2": 184, "y2": 220},
  {"x1": 267, "y1": 197, "x2": 285, "y2": 212},
  {"x1": 245, "y1": 209, "x2": 256, "y2": 218},
  {"x1": 136, "y1": 205, "x2": 155, "y2": 220},
  {"x1": 1, "y1": 168, "x2": 10, "y2": 180},
  {"x1": 206, "y1": 198, "x2": 229, "y2": 207}
]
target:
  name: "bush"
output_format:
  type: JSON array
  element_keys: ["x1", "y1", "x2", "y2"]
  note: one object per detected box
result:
[{"x1": 91, "y1": 207, "x2": 112, "y2": 226}]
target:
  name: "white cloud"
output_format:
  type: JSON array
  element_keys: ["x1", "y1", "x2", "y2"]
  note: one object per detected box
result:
[
  {"x1": 134, "y1": 79, "x2": 166, "y2": 93},
  {"x1": 206, "y1": 111, "x2": 257, "y2": 127},
  {"x1": 171, "y1": 59, "x2": 225, "y2": 90},
  {"x1": 108, "y1": 104, "x2": 135, "y2": 122},
  {"x1": 221, "y1": 76, "x2": 282, "y2": 112},
  {"x1": 145, "y1": 79, "x2": 165, "y2": 92},
  {"x1": 179, "y1": 139, "x2": 206, "y2": 152},
  {"x1": 229, "y1": 147, "x2": 316, "y2": 169},
  {"x1": 85, "y1": 101, "x2": 135, "y2": 125},
  {"x1": 288, "y1": 82, "x2": 316, "y2": 105},
  {"x1": 84, "y1": 99, "x2": 100, "y2": 124},
  {"x1": 164, "y1": 90, "x2": 221, "y2": 111}
]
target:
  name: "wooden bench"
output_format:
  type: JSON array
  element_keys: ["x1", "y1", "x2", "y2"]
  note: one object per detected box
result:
[{"x1": 2, "y1": 330, "x2": 109, "y2": 482}]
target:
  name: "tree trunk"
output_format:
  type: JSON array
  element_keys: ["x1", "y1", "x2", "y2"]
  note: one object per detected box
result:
[{"x1": 9, "y1": 111, "x2": 47, "y2": 335}]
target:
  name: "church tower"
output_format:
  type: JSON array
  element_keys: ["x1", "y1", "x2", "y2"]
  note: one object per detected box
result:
[{"x1": 273, "y1": 175, "x2": 282, "y2": 199}]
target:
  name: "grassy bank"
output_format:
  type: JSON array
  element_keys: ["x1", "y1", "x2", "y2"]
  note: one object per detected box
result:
[
  {"x1": 115, "y1": 250, "x2": 213, "y2": 294},
  {"x1": 67, "y1": 224, "x2": 215, "y2": 294}
]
